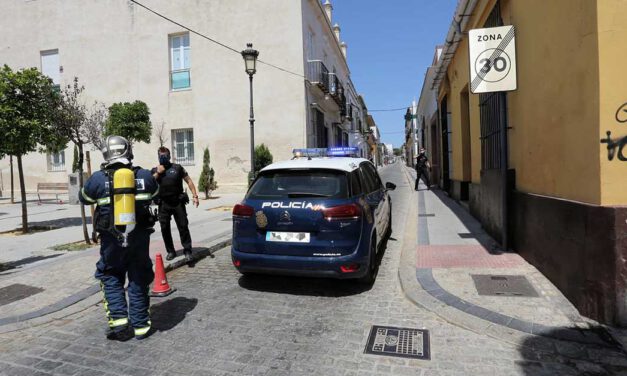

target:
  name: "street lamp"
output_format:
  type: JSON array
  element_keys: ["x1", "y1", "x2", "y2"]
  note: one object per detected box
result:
[{"x1": 241, "y1": 43, "x2": 259, "y2": 184}]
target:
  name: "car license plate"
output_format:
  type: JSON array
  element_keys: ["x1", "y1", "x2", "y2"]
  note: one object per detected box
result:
[{"x1": 266, "y1": 231, "x2": 310, "y2": 243}]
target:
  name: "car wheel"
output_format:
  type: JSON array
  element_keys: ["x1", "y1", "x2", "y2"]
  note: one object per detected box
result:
[{"x1": 358, "y1": 234, "x2": 378, "y2": 285}]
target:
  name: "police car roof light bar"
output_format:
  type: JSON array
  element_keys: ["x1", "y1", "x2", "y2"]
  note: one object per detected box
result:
[{"x1": 292, "y1": 147, "x2": 359, "y2": 158}]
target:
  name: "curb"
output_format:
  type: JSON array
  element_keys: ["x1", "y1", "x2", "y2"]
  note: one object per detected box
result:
[
  {"x1": 396, "y1": 166, "x2": 622, "y2": 350},
  {"x1": 0, "y1": 235, "x2": 232, "y2": 334}
]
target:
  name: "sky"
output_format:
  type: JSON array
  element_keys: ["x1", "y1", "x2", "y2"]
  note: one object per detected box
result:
[{"x1": 333, "y1": 0, "x2": 457, "y2": 148}]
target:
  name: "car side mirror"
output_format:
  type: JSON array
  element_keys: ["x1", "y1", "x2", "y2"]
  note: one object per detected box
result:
[{"x1": 385, "y1": 182, "x2": 396, "y2": 191}]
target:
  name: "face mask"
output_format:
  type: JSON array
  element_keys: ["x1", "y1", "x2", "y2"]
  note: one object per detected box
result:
[{"x1": 159, "y1": 154, "x2": 171, "y2": 165}]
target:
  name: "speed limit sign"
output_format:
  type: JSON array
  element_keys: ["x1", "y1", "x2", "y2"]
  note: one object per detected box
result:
[{"x1": 468, "y1": 25, "x2": 517, "y2": 93}]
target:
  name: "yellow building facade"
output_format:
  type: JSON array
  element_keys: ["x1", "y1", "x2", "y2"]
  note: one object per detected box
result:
[{"x1": 428, "y1": 0, "x2": 627, "y2": 325}]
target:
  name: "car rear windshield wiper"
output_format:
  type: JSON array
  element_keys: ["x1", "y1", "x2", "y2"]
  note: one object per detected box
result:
[{"x1": 287, "y1": 192, "x2": 332, "y2": 198}]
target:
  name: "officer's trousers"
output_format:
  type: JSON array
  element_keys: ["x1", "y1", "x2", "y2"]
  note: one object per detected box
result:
[
  {"x1": 415, "y1": 168, "x2": 431, "y2": 190},
  {"x1": 158, "y1": 200, "x2": 192, "y2": 254},
  {"x1": 95, "y1": 230, "x2": 154, "y2": 333}
]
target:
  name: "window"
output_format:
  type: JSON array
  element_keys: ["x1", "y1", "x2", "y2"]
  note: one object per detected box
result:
[
  {"x1": 172, "y1": 129, "x2": 194, "y2": 165},
  {"x1": 169, "y1": 33, "x2": 190, "y2": 90},
  {"x1": 40, "y1": 49, "x2": 60, "y2": 90},
  {"x1": 247, "y1": 170, "x2": 348, "y2": 200},
  {"x1": 349, "y1": 170, "x2": 362, "y2": 197},
  {"x1": 359, "y1": 164, "x2": 378, "y2": 194},
  {"x1": 47, "y1": 150, "x2": 65, "y2": 172}
]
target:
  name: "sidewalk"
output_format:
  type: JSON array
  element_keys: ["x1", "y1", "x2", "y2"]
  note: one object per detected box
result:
[
  {"x1": 0, "y1": 193, "x2": 242, "y2": 333},
  {"x1": 398, "y1": 166, "x2": 622, "y2": 348}
]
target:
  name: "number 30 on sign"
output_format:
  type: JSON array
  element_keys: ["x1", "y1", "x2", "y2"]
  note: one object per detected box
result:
[{"x1": 468, "y1": 25, "x2": 517, "y2": 94}]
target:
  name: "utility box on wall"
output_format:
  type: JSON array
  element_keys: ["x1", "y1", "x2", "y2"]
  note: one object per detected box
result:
[{"x1": 67, "y1": 173, "x2": 88, "y2": 205}]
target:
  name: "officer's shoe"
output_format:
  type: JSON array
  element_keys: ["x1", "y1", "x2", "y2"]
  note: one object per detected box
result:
[
  {"x1": 184, "y1": 249, "x2": 193, "y2": 263},
  {"x1": 106, "y1": 325, "x2": 133, "y2": 342},
  {"x1": 165, "y1": 251, "x2": 177, "y2": 261},
  {"x1": 134, "y1": 326, "x2": 155, "y2": 340}
]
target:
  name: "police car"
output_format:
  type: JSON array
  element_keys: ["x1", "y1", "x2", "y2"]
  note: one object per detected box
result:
[{"x1": 231, "y1": 147, "x2": 395, "y2": 283}]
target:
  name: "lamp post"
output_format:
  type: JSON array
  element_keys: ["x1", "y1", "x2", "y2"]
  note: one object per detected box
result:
[{"x1": 241, "y1": 43, "x2": 259, "y2": 184}]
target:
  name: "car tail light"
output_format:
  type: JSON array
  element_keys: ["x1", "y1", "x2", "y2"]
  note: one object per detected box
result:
[
  {"x1": 233, "y1": 204, "x2": 254, "y2": 218},
  {"x1": 233, "y1": 259, "x2": 241, "y2": 267},
  {"x1": 323, "y1": 204, "x2": 361, "y2": 220},
  {"x1": 340, "y1": 264, "x2": 360, "y2": 273}
]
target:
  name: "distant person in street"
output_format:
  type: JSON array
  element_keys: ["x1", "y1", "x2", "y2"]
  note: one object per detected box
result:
[
  {"x1": 79, "y1": 136, "x2": 158, "y2": 341},
  {"x1": 152, "y1": 147, "x2": 199, "y2": 263},
  {"x1": 415, "y1": 148, "x2": 431, "y2": 190}
]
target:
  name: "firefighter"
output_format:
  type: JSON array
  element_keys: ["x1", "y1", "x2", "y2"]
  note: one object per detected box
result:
[{"x1": 79, "y1": 136, "x2": 159, "y2": 341}]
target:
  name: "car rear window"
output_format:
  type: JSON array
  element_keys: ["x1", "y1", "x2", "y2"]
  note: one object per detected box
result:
[{"x1": 247, "y1": 169, "x2": 349, "y2": 199}]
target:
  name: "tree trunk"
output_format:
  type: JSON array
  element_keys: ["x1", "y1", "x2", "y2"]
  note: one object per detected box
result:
[
  {"x1": 16, "y1": 155, "x2": 28, "y2": 233},
  {"x1": 204, "y1": 188, "x2": 209, "y2": 200},
  {"x1": 10, "y1": 155, "x2": 14, "y2": 204},
  {"x1": 77, "y1": 143, "x2": 91, "y2": 245}
]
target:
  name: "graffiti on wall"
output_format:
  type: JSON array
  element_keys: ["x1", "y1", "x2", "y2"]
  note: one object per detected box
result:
[
  {"x1": 600, "y1": 131, "x2": 627, "y2": 161},
  {"x1": 601, "y1": 103, "x2": 627, "y2": 161}
]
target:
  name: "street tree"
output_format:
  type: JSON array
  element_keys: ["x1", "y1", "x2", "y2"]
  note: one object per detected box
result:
[
  {"x1": 248, "y1": 143, "x2": 274, "y2": 185},
  {"x1": 104, "y1": 101, "x2": 152, "y2": 146},
  {"x1": 72, "y1": 145, "x2": 80, "y2": 173},
  {"x1": 84, "y1": 101, "x2": 108, "y2": 151},
  {"x1": 198, "y1": 147, "x2": 217, "y2": 199},
  {"x1": 54, "y1": 77, "x2": 95, "y2": 244},
  {"x1": 0, "y1": 65, "x2": 63, "y2": 233},
  {"x1": 153, "y1": 120, "x2": 168, "y2": 147}
]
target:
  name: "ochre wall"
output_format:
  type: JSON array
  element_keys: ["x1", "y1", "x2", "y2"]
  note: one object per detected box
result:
[
  {"x1": 597, "y1": 0, "x2": 627, "y2": 206},
  {"x1": 503, "y1": 0, "x2": 600, "y2": 204},
  {"x1": 444, "y1": 0, "x2": 602, "y2": 204}
]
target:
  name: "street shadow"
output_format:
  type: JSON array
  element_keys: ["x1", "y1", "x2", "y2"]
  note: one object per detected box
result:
[
  {"x1": 150, "y1": 297, "x2": 198, "y2": 332},
  {"x1": 518, "y1": 326, "x2": 626, "y2": 375},
  {"x1": 28, "y1": 217, "x2": 92, "y2": 228},
  {"x1": 0, "y1": 254, "x2": 63, "y2": 272},
  {"x1": 429, "y1": 188, "x2": 503, "y2": 254},
  {"x1": 238, "y1": 231, "x2": 394, "y2": 297}
]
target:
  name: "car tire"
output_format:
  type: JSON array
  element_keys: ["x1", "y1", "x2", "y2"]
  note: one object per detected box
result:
[{"x1": 358, "y1": 234, "x2": 378, "y2": 285}]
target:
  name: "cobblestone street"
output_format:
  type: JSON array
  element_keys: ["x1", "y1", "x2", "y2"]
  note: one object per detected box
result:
[{"x1": 0, "y1": 164, "x2": 625, "y2": 375}]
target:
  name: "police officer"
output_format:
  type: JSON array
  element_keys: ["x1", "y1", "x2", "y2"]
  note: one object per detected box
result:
[
  {"x1": 152, "y1": 147, "x2": 199, "y2": 262},
  {"x1": 415, "y1": 147, "x2": 431, "y2": 190},
  {"x1": 79, "y1": 136, "x2": 158, "y2": 341}
]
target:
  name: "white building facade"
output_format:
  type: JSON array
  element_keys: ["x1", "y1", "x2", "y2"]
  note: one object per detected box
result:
[{"x1": 0, "y1": 0, "x2": 367, "y2": 193}]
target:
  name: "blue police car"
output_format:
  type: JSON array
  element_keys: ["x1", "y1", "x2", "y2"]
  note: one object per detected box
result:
[{"x1": 231, "y1": 148, "x2": 395, "y2": 283}]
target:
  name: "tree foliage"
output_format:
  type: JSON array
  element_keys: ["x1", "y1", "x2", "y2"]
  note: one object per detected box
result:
[
  {"x1": 0, "y1": 65, "x2": 62, "y2": 157},
  {"x1": 104, "y1": 101, "x2": 152, "y2": 145},
  {"x1": 198, "y1": 147, "x2": 217, "y2": 199},
  {"x1": 0, "y1": 65, "x2": 64, "y2": 232},
  {"x1": 254, "y1": 143, "x2": 273, "y2": 174}
]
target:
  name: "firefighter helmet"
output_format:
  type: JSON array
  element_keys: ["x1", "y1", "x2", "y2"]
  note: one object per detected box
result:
[{"x1": 102, "y1": 136, "x2": 133, "y2": 166}]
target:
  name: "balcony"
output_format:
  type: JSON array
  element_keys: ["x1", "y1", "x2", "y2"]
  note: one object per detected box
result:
[
  {"x1": 307, "y1": 60, "x2": 330, "y2": 93},
  {"x1": 329, "y1": 74, "x2": 346, "y2": 109}
]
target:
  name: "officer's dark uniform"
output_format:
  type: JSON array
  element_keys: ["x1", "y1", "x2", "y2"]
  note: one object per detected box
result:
[
  {"x1": 80, "y1": 163, "x2": 158, "y2": 339},
  {"x1": 415, "y1": 154, "x2": 431, "y2": 190},
  {"x1": 152, "y1": 163, "x2": 192, "y2": 257}
]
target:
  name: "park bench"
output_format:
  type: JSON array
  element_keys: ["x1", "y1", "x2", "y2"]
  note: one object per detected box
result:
[{"x1": 36, "y1": 182, "x2": 68, "y2": 204}]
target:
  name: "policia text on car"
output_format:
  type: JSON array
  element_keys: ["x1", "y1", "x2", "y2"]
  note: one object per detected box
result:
[
  {"x1": 152, "y1": 147, "x2": 199, "y2": 262},
  {"x1": 79, "y1": 136, "x2": 159, "y2": 341}
]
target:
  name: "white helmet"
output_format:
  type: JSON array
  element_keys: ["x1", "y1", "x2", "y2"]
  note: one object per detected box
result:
[{"x1": 101, "y1": 135, "x2": 133, "y2": 166}]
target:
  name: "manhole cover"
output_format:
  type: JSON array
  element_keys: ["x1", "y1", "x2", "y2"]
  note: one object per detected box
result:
[
  {"x1": 0, "y1": 284, "x2": 44, "y2": 307},
  {"x1": 458, "y1": 233, "x2": 475, "y2": 238},
  {"x1": 471, "y1": 274, "x2": 539, "y2": 297},
  {"x1": 364, "y1": 325, "x2": 430, "y2": 360}
]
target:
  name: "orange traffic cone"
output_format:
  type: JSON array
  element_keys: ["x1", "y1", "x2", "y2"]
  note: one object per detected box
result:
[{"x1": 151, "y1": 253, "x2": 176, "y2": 297}]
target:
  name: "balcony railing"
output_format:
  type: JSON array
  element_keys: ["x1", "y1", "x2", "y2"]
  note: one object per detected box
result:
[{"x1": 307, "y1": 60, "x2": 330, "y2": 93}]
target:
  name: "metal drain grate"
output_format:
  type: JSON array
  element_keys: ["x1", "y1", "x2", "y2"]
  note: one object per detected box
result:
[
  {"x1": 471, "y1": 275, "x2": 539, "y2": 297},
  {"x1": 364, "y1": 325, "x2": 430, "y2": 360},
  {"x1": 0, "y1": 284, "x2": 44, "y2": 307},
  {"x1": 418, "y1": 214, "x2": 435, "y2": 217}
]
